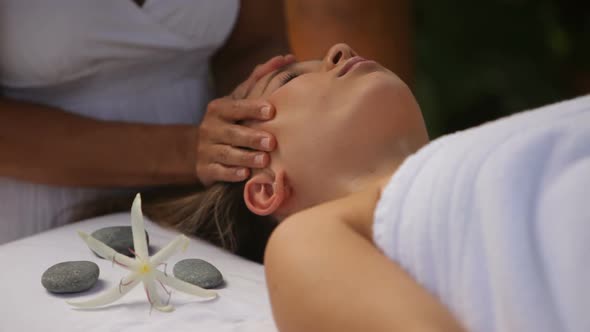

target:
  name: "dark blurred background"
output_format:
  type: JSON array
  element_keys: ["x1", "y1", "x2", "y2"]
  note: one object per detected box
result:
[{"x1": 412, "y1": 0, "x2": 590, "y2": 138}]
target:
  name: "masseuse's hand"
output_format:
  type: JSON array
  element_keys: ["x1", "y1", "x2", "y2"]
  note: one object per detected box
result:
[{"x1": 197, "y1": 54, "x2": 295, "y2": 186}]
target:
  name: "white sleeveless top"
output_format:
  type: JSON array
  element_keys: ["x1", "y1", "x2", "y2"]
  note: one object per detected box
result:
[
  {"x1": 373, "y1": 95, "x2": 590, "y2": 332},
  {"x1": 0, "y1": 0, "x2": 239, "y2": 244}
]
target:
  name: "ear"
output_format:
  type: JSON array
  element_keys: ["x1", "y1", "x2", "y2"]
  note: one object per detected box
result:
[{"x1": 243, "y1": 170, "x2": 290, "y2": 216}]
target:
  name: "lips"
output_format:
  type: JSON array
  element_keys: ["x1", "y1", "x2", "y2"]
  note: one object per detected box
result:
[{"x1": 337, "y1": 56, "x2": 369, "y2": 77}]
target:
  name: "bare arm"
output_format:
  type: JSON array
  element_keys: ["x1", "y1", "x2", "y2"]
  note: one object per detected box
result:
[
  {"x1": 0, "y1": 2, "x2": 294, "y2": 187},
  {"x1": 0, "y1": 98, "x2": 198, "y2": 187},
  {"x1": 285, "y1": 0, "x2": 413, "y2": 83},
  {"x1": 265, "y1": 190, "x2": 465, "y2": 332}
]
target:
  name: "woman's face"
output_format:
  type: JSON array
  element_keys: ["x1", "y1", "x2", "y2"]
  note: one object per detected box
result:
[{"x1": 245, "y1": 44, "x2": 428, "y2": 215}]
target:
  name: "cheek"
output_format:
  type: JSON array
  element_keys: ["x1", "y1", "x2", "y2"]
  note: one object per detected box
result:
[
  {"x1": 271, "y1": 88, "x2": 335, "y2": 153},
  {"x1": 269, "y1": 79, "x2": 346, "y2": 147},
  {"x1": 268, "y1": 76, "x2": 363, "y2": 159},
  {"x1": 269, "y1": 75, "x2": 335, "y2": 114}
]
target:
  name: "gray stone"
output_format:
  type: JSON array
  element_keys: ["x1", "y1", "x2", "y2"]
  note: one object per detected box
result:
[
  {"x1": 42, "y1": 261, "x2": 99, "y2": 294},
  {"x1": 173, "y1": 259, "x2": 224, "y2": 289},
  {"x1": 91, "y1": 226, "x2": 149, "y2": 257}
]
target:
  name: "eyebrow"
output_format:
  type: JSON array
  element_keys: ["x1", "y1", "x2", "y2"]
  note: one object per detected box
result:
[{"x1": 261, "y1": 63, "x2": 296, "y2": 95}]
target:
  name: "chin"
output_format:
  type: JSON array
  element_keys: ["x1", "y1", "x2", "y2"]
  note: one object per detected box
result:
[
  {"x1": 348, "y1": 73, "x2": 408, "y2": 114},
  {"x1": 362, "y1": 67, "x2": 403, "y2": 83},
  {"x1": 356, "y1": 70, "x2": 406, "y2": 97}
]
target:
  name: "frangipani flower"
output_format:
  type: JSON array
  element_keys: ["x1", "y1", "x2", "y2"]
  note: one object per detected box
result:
[{"x1": 67, "y1": 194, "x2": 217, "y2": 312}]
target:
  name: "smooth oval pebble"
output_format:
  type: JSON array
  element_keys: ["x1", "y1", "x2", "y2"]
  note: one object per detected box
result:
[
  {"x1": 173, "y1": 259, "x2": 224, "y2": 289},
  {"x1": 42, "y1": 261, "x2": 99, "y2": 294},
  {"x1": 91, "y1": 226, "x2": 149, "y2": 257}
]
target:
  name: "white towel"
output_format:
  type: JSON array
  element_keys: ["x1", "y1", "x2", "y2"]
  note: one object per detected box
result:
[{"x1": 373, "y1": 95, "x2": 590, "y2": 332}]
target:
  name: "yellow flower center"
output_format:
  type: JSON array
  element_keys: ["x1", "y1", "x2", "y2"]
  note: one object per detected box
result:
[{"x1": 140, "y1": 263, "x2": 151, "y2": 274}]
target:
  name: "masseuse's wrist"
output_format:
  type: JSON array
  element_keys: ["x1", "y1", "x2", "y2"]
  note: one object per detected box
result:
[{"x1": 149, "y1": 125, "x2": 200, "y2": 185}]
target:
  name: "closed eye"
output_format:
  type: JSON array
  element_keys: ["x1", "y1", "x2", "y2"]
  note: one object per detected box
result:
[{"x1": 278, "y1": 71, "x2": 300, "y2": 87}]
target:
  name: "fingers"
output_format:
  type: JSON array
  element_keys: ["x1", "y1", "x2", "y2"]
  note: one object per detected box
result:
[
  {"x1": 201, "y1": 163, "x2": 250, "y2": 183},
  {"x1": 201, "y1": 115, "x2": 275, "y2": 151},
  {"x1": 217, "y1": 122, "x2": 275, "y2": 151},
  {"x1": 232, "y1": 54, "x2": 296, "y2": 99},
  {"x1": 208, "y1": 97, "x2": 276, "y2": 122},
  {"x1": 250, "y1": 54, "x2": 295, "y2": 81},
  {"x1": 196, "y1": 121, "x2": 275, "y2": 184},
  {"x1": 199, "y1": 144, "x2": 271, "y2": 183},
  {"x1": 211, "y1": 144, "x2": 270, "y2": 169}
]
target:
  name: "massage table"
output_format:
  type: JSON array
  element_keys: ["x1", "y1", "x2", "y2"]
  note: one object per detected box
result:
[{"x1": 0, "y1": 213, "x2": 277, "y2": 332}]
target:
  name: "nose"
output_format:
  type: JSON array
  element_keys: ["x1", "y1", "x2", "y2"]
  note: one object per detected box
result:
[{"x1": 323, "y1": 43, "x2": 357, "y2": 71}]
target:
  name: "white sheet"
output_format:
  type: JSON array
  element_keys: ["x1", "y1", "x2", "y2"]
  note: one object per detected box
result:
[{"x1": 0, "y1": 214, "x2": 277, "y2": 332}]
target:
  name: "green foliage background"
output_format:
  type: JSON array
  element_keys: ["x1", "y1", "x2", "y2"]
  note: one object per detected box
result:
[{"x1": 413, "y1": 1, "x2": 589, "y2": 138}]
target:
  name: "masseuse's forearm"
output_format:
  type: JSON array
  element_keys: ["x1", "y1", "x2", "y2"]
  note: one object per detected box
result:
[
  {"x1": 0, "y1": 98, "x2": 198, "y2": 187},
  {"x1": 285, "y1": 0, "x2": 413, "y2": 83},
  {"x1": 265, "y1": 211, "x2": 464, "y2": 332}
]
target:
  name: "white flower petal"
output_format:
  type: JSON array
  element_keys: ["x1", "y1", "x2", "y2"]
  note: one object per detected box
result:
[
  {"x1": 77, "y1": 231, "x2": 138, "y2": 270},
  {"x1": 67, "y1": 273, "x2": 140, "y2": 308},
  {"x1": 131, "y1": 194, "x2": 149, "y2": 260},
  {"x1": 155, "y1": 270, "x2": 217, "y2": 299},
  {"x1": 150, "y1": 234, "x2": 190, "y2": 267},
  {"x1": 69, "y1": 194, "x2": 219, "y2": 313},
  {"x1": 152, "y1": 302, "x2": 174, "y2": 312},
  {"x1": 145, "y1": 279, "x2": 174, "y2": 312}
]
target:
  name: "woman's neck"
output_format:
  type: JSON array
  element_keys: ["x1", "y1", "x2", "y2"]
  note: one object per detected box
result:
[{"x1": 340, "y1": 155, "x2": 406, "y2": 197}]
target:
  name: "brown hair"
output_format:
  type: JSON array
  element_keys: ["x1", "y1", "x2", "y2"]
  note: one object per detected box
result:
[{"x1": 72, "y1": 183, "x2": 277, "y2": 263}]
